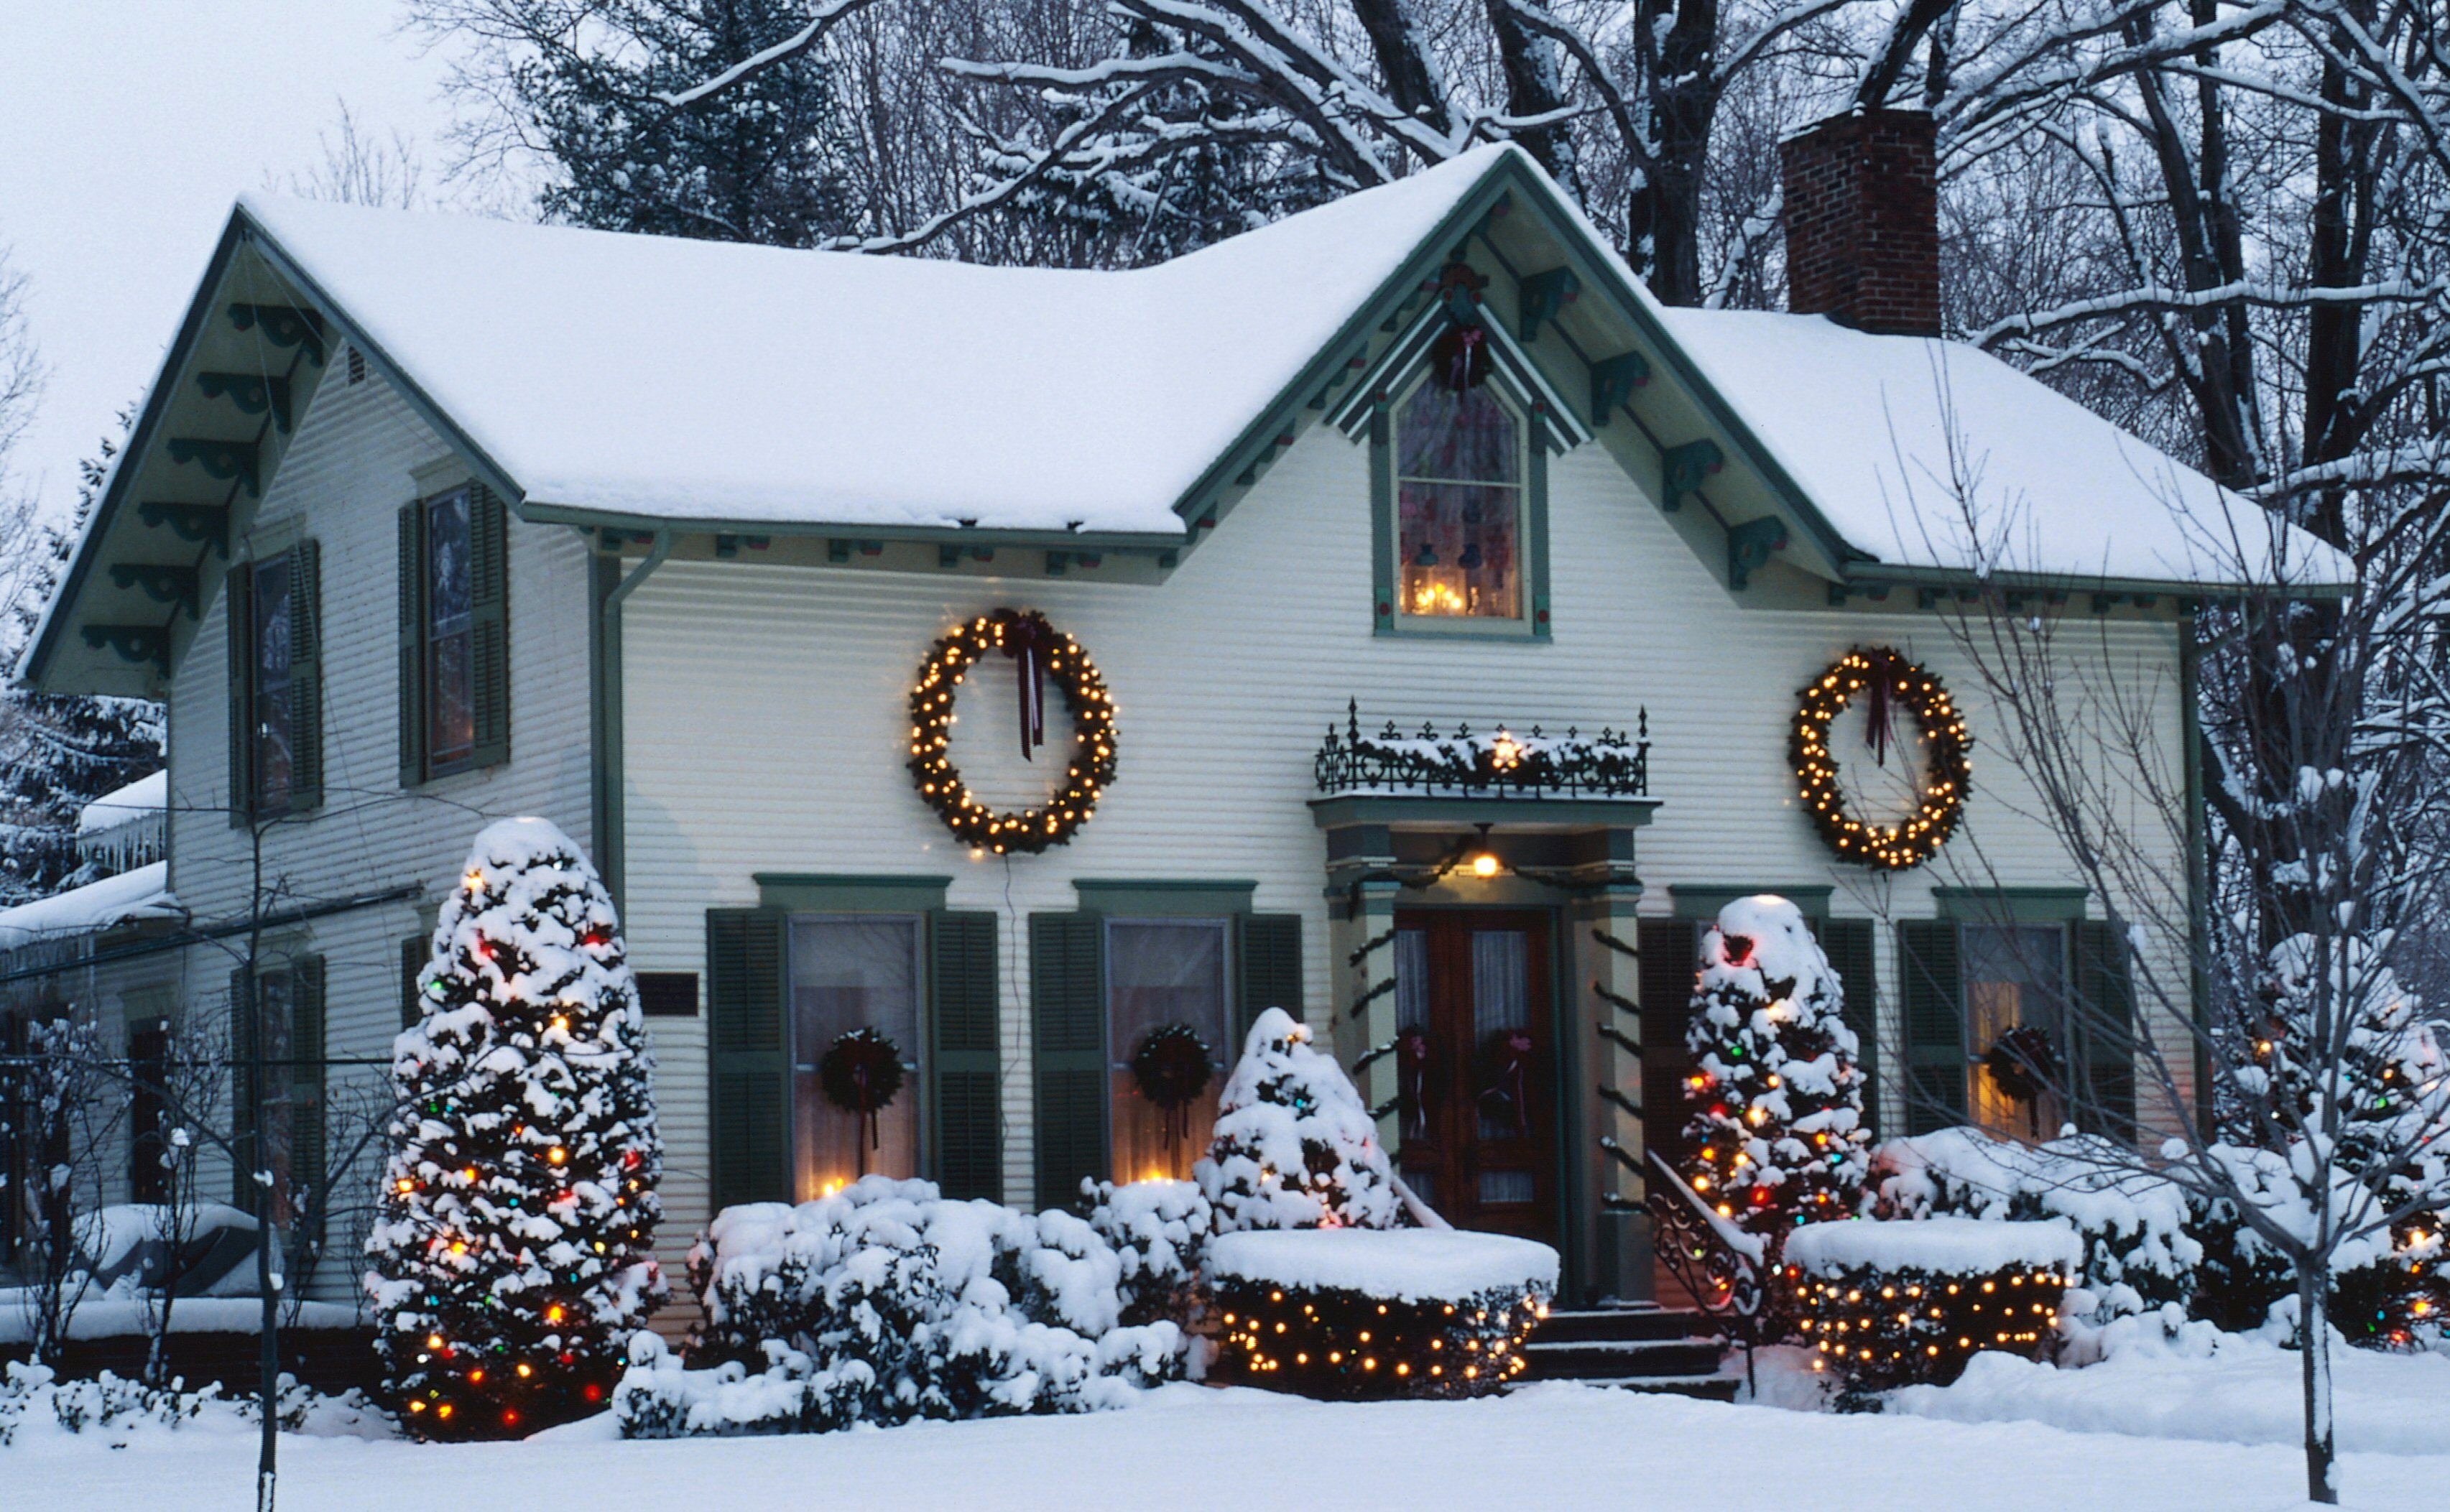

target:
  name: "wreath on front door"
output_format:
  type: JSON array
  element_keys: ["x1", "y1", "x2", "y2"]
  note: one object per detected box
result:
[
  {"x1": 1790, "y1": 646, "x2": 1971, "y2": 871},
  {"x1": 907, "y1": 608, "x2": 1118, "y2": 854}
]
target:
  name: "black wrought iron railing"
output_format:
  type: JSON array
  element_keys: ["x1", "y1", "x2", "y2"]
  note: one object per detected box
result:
[{"x1": 1313, "y1": 700, "x2": 1650, "y2": 799}]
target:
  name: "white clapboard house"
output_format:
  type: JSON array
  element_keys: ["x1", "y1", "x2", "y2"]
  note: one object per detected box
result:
[{"x1": 13, "y1": 110, "x2": 2344, "y2": 1308}]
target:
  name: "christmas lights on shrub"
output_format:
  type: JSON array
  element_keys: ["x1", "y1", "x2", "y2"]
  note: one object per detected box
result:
[
  {"x1": 1787, "y1": 1261, "x2": 2066, "y2": 1398},
  {"x1": 907, "y1": 608, "x2": 1117, "y2": 854},
  {"x1": 1209, "y1": 1279, "x2": 1550, "y2": 1400},
  {"x1": 1790, "y1": 646, "x2": 1971, "y2": 870}
]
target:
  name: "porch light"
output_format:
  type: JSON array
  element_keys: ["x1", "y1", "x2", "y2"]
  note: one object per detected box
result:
[{"x1": 1471, "y1": 852, "x2": 1501, "y2": 878}]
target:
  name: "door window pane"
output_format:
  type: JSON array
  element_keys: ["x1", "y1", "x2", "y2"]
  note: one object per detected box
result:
[
  {"x1": 426, "y1": 488, "x2": 476, "y2": 769},
  {"x1": 1396, "y1": 381, "x2": 1522, "y2": 621},
  {"x1": 790, "y1": 916, "x2": 923, "y2": 1195},
  {"x1": 250, "y1": 556, "x2": 294, "y2": 812},
  {"x1": 1108, "y1": 919, "x2": 1229, "y2": 1182},
  {"x1": 1473, "y1": 929, "x2": 1533, "y2": 1138},
  {"x1": 1962, "y1": 924, "x2": 2066, "y2": 1138}
]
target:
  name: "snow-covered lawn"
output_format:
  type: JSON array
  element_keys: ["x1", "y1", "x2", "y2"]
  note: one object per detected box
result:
[{"x1": 17, "y1": 1353, "x2": 2450, "y2": 1512}]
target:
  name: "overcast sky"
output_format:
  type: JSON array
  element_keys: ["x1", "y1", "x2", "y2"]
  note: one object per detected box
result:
[{"x1": 0, "y1": 1, "x2": 468, "y2": 519}]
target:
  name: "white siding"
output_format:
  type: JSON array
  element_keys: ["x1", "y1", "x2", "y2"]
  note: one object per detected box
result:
[
  {"x1": 162, "y1": 371, "x2": 597, "y2": 1301},
  {"x1": 621, "y1": 411, "x2": 2191, "y2": 1265}
]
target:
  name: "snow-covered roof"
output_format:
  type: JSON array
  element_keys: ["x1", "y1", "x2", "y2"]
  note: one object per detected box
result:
[
  {"x1": 238, "y1": 149, "x2": 1508, "y2": 537},
  {"x1": 0, "y1": 860, "x2": 180, "y2": 949},
  {"x1": 1654, "y1": 309, "x2": 2349, "y2": 588},
  {"x1": 77, "y1": 769, "x2": 167, "y2": 838}
]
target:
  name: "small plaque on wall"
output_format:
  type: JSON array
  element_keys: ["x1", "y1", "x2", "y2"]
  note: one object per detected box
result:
[{"x1": 637, "y1": 971, "x2": 699, "y2": 1018}]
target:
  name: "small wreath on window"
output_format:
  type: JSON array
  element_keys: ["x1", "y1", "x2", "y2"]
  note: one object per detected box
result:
[
  {"x1": 907, "y1": 608, "x2": 1118, "y2": 855},
  {"x1": 820, "y1": 1028, "x2": 906, "y2": 1172},
  {"x1": 1790, "y1": 647, "x2": 1971, "y2": 871},
  {"x1": 1131, "y1": 1024, "x2": 1216, "y2": 1150},
  {"x1": 1981, "y1": 1024, "x2": 2062, "y2": 1105}
]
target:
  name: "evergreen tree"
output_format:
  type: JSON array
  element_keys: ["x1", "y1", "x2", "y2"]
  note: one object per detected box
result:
[
  {"x1": 1680, "y1": 896, "x2": 1872, "y2": 1248},
  {"x1": 0, "y1": 413, "x2": 163, "y2": 904},
  {"x1": 512, "y1": 0, "x2": 862, "y2": 246},
  {"x1": 367, "y1": 818, "x2": 665, "y2": 1439},
  {"x1": 1197, "y1": 1006, "x2": 1406, "y2": 1231}
]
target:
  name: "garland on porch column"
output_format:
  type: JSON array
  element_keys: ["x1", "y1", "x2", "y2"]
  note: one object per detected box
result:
[
  {"x1": 907, "y1": 608, "x2": 1118, "y2": 855},
  {"x1": 1790, "y1": 646, "x2": 1971, "y2": 870}
]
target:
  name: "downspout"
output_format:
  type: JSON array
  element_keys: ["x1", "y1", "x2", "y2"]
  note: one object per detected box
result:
[
  {"x1": 593, "y1": 529, "x2": 673, "y2": 911},
  {"x1": 2181, "y1": 608, "x2": 2211, "y2": 1133}
]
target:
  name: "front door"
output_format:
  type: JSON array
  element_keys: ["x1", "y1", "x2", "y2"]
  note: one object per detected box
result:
[{"x1": 1392, "y1": 909, "x2": 1557, "y2": 1241}]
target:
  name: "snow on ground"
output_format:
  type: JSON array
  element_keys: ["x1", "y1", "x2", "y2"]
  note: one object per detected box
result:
[{"x1": 15, "y1": 1369, "x2": 2450, "y2": 1511}]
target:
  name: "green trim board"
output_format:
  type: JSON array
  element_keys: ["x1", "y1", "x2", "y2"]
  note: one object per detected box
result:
[
  {"x1": 1308, "y1": 794, "x2": 1658, "y2": 830},
  {"x1": 756, "y1": 873, "x2": 956, "y2": 912},
  {"x1": 1071, "y1": 879, "x2": 1257, "y2": 917},
  {"x1": 1932, "y1": 886, "x2": 2091, "y2": 924},
  {"x1": 1669, "y1": 884, "x2": 1834, "y2": 919}
]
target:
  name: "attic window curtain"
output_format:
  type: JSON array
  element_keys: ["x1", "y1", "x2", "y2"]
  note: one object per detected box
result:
[{"x1": 400, "y1": 484, "x2": 509, "y2": 785}]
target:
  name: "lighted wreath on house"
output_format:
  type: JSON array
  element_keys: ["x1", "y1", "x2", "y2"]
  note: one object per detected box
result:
[
  {"x1": 1790, "y1": 646, "x2": 1971, "y2": 870},
  {"x1": 907, "y1": 608, "x2": 1118, "y2": 854}
]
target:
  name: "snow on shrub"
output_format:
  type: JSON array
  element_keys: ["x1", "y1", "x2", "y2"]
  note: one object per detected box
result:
[
  {"x1": 1871, "y1": 1128, "x2": 2196, "y2": 1327},
  {"x1": 2178, "y1": 1142, "x2": 2421, "y2": 1342},
  {"x1": 0, "y1": 1362, "x2": 389, "y2": 1450},
  {"x1": 614, "y1": 1177, "x2": 1182, "y2": 1439},
  {"x1": 1784, "y1": 1217, "x2": 2081, "y2": 1408},
  {"x1": 1206, "y1": 1229, "x2": 1556, "y2": 1399},
  {"x1": 1196, "y1": 1007, "x2": 1406, "y2": 1232},
  {"x1": 1081, "y1": 1177, "x2": 1211, "y2": 1328}
]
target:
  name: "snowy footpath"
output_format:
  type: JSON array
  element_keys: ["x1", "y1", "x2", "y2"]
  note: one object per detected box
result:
[{"x1": 17, "y1": 1355, "x2": 2450, "y2": 1512}]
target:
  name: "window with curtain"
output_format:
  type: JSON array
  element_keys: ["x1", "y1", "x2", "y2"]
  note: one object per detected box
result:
[
  {"x1": 1395, "y1": 378, "x2": 1522, "y2": 621},
  {"x1": 790, "y1": 916, "x2": 924, "y2": 1196},
  {"x1": 248, "y1": 553, "x2": 296, "y2": 812},
  {"x1": 1961, "y1": 923, "x2": 2067, "y2": 1138},
  {"x1": 1107, "y1": 919, "x2": 1231, "y2": 1182},
  {"x1": 425, "y1": 487, "x2": 476, "y2": 771}
]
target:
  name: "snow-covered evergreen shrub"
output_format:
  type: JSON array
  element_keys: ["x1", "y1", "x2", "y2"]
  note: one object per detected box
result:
[
  {"x1": 1196, "y1": 1007, "x2": 1405, "y2": 1232},
  {"x1": 2178, "y1": 1142, "x2": 2422, "y2": 1343},
  {"x1": 618, "y1": 1177, "x2": 1183, "y2": 1439},
  {"x1": 1681, "y1": 897, "x2": 1872, "y2": 1248},
  {"x1": 1871, "y1": 1128, "x2": 2197, "y2": 1326},
  {"x1": 366, "y1": 818, "x2": 665, "y2": 1439},
  {"x1": 1081, "y1": 1177, "x2": 1212, "y2": 1328}
]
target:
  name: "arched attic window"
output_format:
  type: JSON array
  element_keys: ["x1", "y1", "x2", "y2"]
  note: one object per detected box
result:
[{"x1": 1331, "y1": 272, "x2": 1589, "y2": 639}]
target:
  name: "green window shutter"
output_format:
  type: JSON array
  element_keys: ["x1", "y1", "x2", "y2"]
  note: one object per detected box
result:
[
  {"x1": 1236, "y1": 913, "x2": 1303, "y2": 1047},
  {"x1": 398, "y1": 501, "x2": 425, "y2": 787},
  {"x1": 228, "y1": 966, "x2": 256, "y2": 1210},
  {"x1": 2074, "y1": 919, "x2": 2139, "y2": 1141},
  {"x1": 288, "y1": 542, "x2": 324, "y2": 811},
  {"x1": 1897, "y1": 919, "x2": 1966, "y2": 1134},
  {"x1": 1819, "y1": 916, "x2": 1881, "y2": 1138},
  {"x1": 401, "y1": 934, "x2": 429, "y2": 1030},
  {"x1": 226, "y1": 564, "x2": 252, "y2": 824},
  {"x1": 1637, "y1": 918, "x2": 1699, "y2": 1169},
  {"x1": 292, "y1": 956, "x2": 328, "y2": 1240},
  {"x1": 930, "y1": 911, "x2": 1002, "y2": 1202},
  {"x1": 470, "y1": 485, "x2": 510, "y2": 769},
  {"x1": 1030, "y1": 912, "x2": 1106, "y2": 1211},
  {"x1": 706, "y1": 907, "x2": 789, "y2": 1210}
]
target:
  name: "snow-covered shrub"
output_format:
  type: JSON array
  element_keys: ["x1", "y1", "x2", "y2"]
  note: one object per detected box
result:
[
  {"x1": 618, "y1": 1177, "x2": 1183, "y2": 1439},
  {"x1": 2178, "y1": 1143, "x2": 2425, "y2": 1344},
  {"x1": 1081, "y1": 1177, "x2": 1211, "y2": 1328},
  {"x1": 1784, "y1": 1218, "x2": 2082, "y2": 1409},
  {"x1": 1196, "y1": 1007, "x2": 1405, "y2": 1232},
  {"x1": 366, "y1": 818, "x2": 665, "y2": 1439},
  {"x1": 0, "y1": 1362, "x2": 389, "y2": 1449},
  {"x1": 1870, "y1": 1128, "x2": 2196, "y2": 1327},
  {"x1": 1206, "y1": 1229, "x2": 1557, "y2": 1399}
]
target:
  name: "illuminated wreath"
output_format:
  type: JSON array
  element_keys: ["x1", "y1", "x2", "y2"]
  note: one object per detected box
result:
[
  {"x1": 1790, "y1": 647, "x2": 1971, "y2": 871},
  {"x1": 907, "y1": 608, "x2": 1117, "y2": 855}
]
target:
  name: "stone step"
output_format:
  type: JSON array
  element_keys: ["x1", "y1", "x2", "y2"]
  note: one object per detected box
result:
[
  {"x1": 1522, "y1": 1337, "x2": 1725, "y2": 1381},
  {"x1": 1534, "y1": 1306, "x2": 1712, "y2": 1345},
  {"x1": 1565, "y1": 1373, "x2": 1742, "y2": 1403}
]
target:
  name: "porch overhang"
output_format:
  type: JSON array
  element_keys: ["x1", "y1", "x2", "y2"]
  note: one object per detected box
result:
[{"x1": 1310, "y1": 792, "x2": 1659, "y2": 897}]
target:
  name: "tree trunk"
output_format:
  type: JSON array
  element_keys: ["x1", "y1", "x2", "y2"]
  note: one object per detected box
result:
[
  {"x1": 1347, "y1": 0, "x2": 1454, "y2": 139},
  {"x1": 2298, "y1": 1266, "x2": 2339, "y2": 1504}
]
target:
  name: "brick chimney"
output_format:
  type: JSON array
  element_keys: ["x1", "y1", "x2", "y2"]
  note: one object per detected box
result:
[{"x1": 1780, "y1": 110, "x2": 1940, "y2": 337}]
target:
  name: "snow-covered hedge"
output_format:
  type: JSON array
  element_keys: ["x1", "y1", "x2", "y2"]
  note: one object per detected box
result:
[
  {"x1": 1870, "y1": 1130, "x2": 2196, "y2": 1327},
  {"x1": 1206, "y1": 1229, "x2": 1555, "y2": 1399},
  {"x1": 0, "y1": 1362, "x2": 387, "y2": 1450},
  {"x1": 614, "y1": 1177, "x2": 1186, "y2": 1439},
  {"x1": 1785, "y1": 1218, "x2": 2079, "y2": 1406}
]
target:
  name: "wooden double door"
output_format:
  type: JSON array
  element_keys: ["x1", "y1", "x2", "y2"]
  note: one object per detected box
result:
[{"x1": 1392, "y1": 909, "x2": 1557, "y2": 1242}]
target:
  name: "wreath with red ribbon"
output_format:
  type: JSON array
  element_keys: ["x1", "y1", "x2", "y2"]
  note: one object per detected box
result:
[
  {"x1": 907, "y1": 608, "x2": 1118, "y2": 855},
  {"x1": 1790, "y1": 647, "x2": 1972, "y2": 871}
]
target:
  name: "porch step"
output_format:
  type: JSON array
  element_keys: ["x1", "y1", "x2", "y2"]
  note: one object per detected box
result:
[{"x1": 1518, "y1": 1304, "x2": 1733, "y2": 1400}]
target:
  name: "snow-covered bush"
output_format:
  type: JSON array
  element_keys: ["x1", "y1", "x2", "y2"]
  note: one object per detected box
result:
[
  {"x1": 1206, "y1": 1229, "x2": 1556, "y2": 1399},
  {"x1": 2177, "y1": 1142, "x2": 2426, "y2": 1344},
  {"x1": 0, "y1": 1362, "x2": 389, "y2": 1450},
  {"x1": 1784, "y1": 1218, "x2": 2081, "y2": 1409},
  {"x1": 1196, "y1": 1007, "x2": 1405, "y2": 1232},
  {"x1": 1081, "y1": 1177, "x2": 1211, "y2": 1328},
  {"x1": 617, "y1": 1177, "x2": 1183, "y2": 1439},
  {"x1": 1870, "y1": 1129, "x2": 2197, "y2": 1327}
]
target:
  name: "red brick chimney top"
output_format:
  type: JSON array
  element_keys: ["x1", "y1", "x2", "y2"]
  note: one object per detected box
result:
[{"x1": 1780, "y1": 110, "x2": 1940, "y2": 338}]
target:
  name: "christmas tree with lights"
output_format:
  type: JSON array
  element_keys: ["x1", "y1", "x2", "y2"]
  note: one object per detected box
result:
[
  {"x1": 1198, "y1": 1006, "x2": 1407, "y2": 1231},
  {"x1": 366, "y1": 817, "x2": 665, "y2": 1438},
  {"x1": 1680, "y1": 896, "x2": 1870, "y2": 1251}
]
